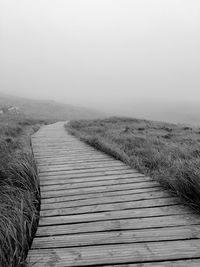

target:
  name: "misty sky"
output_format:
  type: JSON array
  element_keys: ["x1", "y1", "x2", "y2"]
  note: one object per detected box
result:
[{"x1": 0, "y1": 0, "x2": 200, "y2": 114}]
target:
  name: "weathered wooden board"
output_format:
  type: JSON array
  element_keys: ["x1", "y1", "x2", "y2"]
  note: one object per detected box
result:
[
  {"x1": 40, "y1": 169, "x2": 138, "y2": 179},
  {"x1": 40, "y1": 173, "x2": 146, "y2": 186},
  {"x1": 41, "y1": 183, "x2": 161, "y2": 199},
  {"x1": 28, "y1": 240, "x2": 200, "y2": 266},
  {"x1": 37, "y1": 158, "x2": 116, "y2": 166},
  {"x1": 40, "y1": 197, "x2": 178, "y2": 217},
  {"x1": 39, "y1": 165, "x2": 131, "y2": 177},
  {"x1": 100, "y1": 260, "x2": 200, "y2": 267},
  {"x1": 32, "y1": 225, "x2": 200, "y2": 249},
  {"x1": 36, "y1": 214, "x2": 200, "y2": 237},
  {"x1": 38, "y1": 161, "x2": 126, "y2": 172},
  {"x1": 41, "y1": 187, "x2": 162, "y2": 204},
  {"x1": 41, "y1": 191, "x2": 171, "y2": 210},
  {"x1": 38, "y1": 205, "x2": 188, "y2": 226},
  {"x1": 40, "y1": 178, "x2": 155, "y2": 192}
]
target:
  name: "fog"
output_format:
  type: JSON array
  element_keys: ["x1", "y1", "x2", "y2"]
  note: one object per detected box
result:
[{"x1": 1, "y1": 0, "x2": 200, "y2": 122}]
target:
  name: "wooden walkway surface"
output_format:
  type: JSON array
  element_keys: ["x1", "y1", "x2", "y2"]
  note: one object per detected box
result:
[{"x1": 28, "y1": 121, "x2": 200, "y2": 266}]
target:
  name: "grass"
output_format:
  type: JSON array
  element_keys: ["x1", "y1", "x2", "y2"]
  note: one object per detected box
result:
[
  {"x1": 66, "y1": 117, "x2": 200, "y2": 212},
  {"x1": 0, "y1": 94, "x2": 102, "y2": 266},
  {"x1": 0, "y1": 113, "x2": 43, "y2": 266}
]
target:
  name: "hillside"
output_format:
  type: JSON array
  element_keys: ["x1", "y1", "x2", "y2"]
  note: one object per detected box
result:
[
  {"x1": 105, "y1": 100, "x2": 200, "y2": 126},
  {"x1": 0, "y1": 93, "x2": 105, "y2": 121}
]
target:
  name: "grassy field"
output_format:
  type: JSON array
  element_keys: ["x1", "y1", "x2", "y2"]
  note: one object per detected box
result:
[
  {"x1": 66, "y1": 117, "x2": 200, "y2": 212},
  {"x1": 0, "y1": 93, "x2": 104, "y2": 266},
  {"x1": 0, "y1": 112, "x2": 45, "y2": 266}
]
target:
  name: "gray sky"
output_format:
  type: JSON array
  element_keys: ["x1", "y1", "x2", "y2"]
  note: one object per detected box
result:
[{"x1": 0, "y1": 0, "x2": 200, "y2": 114}]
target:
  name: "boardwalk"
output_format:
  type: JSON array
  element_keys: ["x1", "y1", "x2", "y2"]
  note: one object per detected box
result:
[{"x1": 28, "y1": 122, "x2": 200, "y2": 266}]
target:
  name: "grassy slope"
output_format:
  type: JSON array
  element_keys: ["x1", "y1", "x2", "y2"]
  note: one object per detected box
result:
[
  {"x1": 0, "y1": 93, "x2": 105, "y2": 121},
  {"x1": 67, "y1": 117, "x2": 200, "y2": 212},
  {"x1": 0, "y1": 113, "x2": 42, "y2": 266}
]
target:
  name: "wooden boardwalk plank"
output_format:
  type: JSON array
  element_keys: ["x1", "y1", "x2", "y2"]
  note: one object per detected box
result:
[
  {"x1": 41, "y1": 180, "x2": 159, "y2": 194},
  {"x1": 28, "y1": 240, "x2": 200, "y2": 267},
  {"x1": 41, "y1": 187, "x2": 162, "y2": 204},
  {"x1": 40, "y1": 169, "x2": 138, "y2": 179},
  {"x1": 32, "y1": 225, "x2": 200, "y2": 249},
  {"x1": 39, "y1": 166, "x2": 131, "y2": 177},
  {"x1": 37, "y1": 158, "x2": 117, "y2": 166},
  {"x1": 28, "y1": 122, "x2": 200, "y2": 266},
  {"x1": 41, "y1": 191, "x2": 172, "y2": 210},
  {"x1": 40, "y1": 173, "x2": 147, "y2": 186},
  {"x1": 38, "y1": 205, "x2": 188, "y2": 226},
  {"x1": 40, "y1": 178, "x2": 150, "y2": 190},
  {"x1": 40, "y1": 197, "x2": 179, "y2": 217},
  {"x1": 36, "y1": 214, "x2": 200, "y2": 237},
  {"x1": 40, "y1": 178, "x2": 153, "y2": 191},
  {"x1": 38, "y1": 162, "x2": 127, "y2": 172},
  {"x1": 102, "y1": 260, "x2": 200, "y2": 267},
  {"x1": 41, "y1": 184, "x2": 162, "y2": 199}
]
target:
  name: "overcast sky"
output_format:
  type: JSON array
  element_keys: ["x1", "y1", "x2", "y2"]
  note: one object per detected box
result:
[{"x1": 0, "y1": 0, "x2": 200, "y2": 114}]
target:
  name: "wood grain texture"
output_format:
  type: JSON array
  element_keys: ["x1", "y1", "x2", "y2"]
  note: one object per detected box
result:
[
  {"x1": 29, "y1": 240, "x2": 200, "y2": 266},
  {"x1": 32, "y1": 225, "x2": 200, "y2": 248},
  {"x1": 28, "y1": 122, "x2": 200, "y2": 266}
]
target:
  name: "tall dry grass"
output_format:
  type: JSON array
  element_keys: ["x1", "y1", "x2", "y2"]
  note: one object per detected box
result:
[
  {"x1": 0, "y1": 113, "x2": 40, "y2": 266},
  {"x1": 66, "y1": 117, "x2": 200, "y2": 212}
]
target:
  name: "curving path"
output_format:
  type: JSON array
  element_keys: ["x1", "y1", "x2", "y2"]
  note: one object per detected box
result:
[{"x1": 28, "y1": 121, "x2": 200, "y2": 266}]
